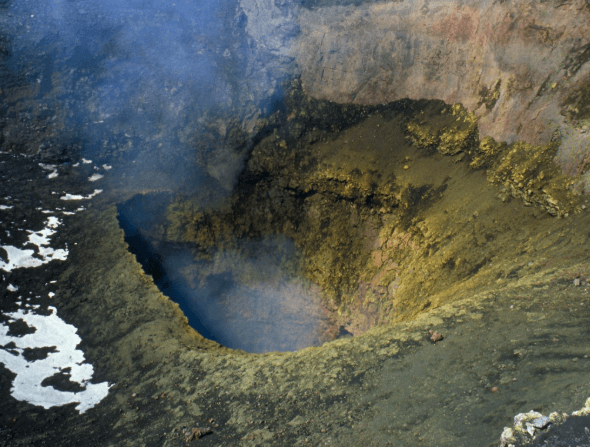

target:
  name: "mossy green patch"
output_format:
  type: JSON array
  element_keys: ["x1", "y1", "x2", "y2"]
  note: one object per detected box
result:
[{"x1": 477, "y1": 78, "x2": 502, "y2": 111}]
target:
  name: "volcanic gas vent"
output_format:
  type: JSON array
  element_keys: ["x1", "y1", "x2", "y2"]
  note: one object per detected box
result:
[
  {"x1": 119, "y1": 92, "x2": 582, "y2": 352},
  {"x1": 117, "y1": 193, "x2": 342, "y2": 354}
]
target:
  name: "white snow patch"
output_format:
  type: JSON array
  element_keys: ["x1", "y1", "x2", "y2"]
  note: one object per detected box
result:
[
  {"x1": 81, "y1": 158, "x2": 92, "y2": 164},
  {"x1": 0, "y1": 205, "x2": 13, "y2": 210},
  {"x1": 39, "y1": 164, "x2": 59, "y2": 179},
  {"x1": 102, "y1": 164, "x2": 112, "y2": 170},
  {"x1": 88, "y1": 173, "x2": 103, "y2": 182},
  {"x1": 0, "y1": 306, "x2": 111, "y2": 413},
  {"x1": 7, "y1": 284, "x2": 18, "y2": 292},
  {"x1": 60, "y1": 190, "x2": 102, "y2": 201},
  {"x1": 48, "y1": 292, "x2": 55, "y2": 298},
  {"x1": 38, "y1": 163, "x2": 57, "y2": 171},
  {"x1": 0, "y1": 217, "x2": 69, "y2": 272},
  {"x1": 59, "y1": 194, "x2": 85, "y2": 201}
]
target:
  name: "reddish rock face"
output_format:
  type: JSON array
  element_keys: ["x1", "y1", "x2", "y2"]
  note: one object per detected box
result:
[{"x1": 293, "y1": 0, "x2": 590, "y2": 152}]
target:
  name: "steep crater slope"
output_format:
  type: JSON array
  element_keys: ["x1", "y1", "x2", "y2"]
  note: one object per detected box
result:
[{"x1": 126, "y1": 84, "x2": 588, "y2": 342}]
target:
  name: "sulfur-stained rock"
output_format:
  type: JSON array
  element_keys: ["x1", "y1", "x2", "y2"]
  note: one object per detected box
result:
[
  {"x1": 159, "y1": 86, "x2": 586, "y2": 336},
  {"x1": 405, "y1": 103, "x2": 479, "y2": 156}
]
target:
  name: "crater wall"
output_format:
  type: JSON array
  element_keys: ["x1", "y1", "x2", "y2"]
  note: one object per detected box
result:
[{"x1": 293, "y1": 0, "x2": 590, "y2": 156}]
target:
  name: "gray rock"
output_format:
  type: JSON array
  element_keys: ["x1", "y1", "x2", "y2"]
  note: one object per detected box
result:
[{"x1": 532, "y1": 415, "x2": 551, "y2": 429}]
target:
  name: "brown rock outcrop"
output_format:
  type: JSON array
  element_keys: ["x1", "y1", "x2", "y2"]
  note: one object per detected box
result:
[{"x1": 293, "y1": 0, "x2": 590, "y2": 168}]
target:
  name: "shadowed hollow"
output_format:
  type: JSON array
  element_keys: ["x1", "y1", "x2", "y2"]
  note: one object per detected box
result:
[{"x1": 117, "y1": 89, "x2": 587, "y2": 352}]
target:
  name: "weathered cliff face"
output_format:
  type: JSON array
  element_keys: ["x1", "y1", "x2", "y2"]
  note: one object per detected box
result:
[{"x1": 293, "y1": 0, "x2": 590, "y2": 180}]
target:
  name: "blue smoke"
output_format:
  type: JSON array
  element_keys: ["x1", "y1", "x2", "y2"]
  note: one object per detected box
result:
[
  {"x1": 117, "y1": 194, "x2": 335, "y2": 353},
  {"x1": 1, "y1": 0, "x2": 298, "y2": 185},
  {"x1": 1, "y1": 0, "x2": 327, "y2": 351}
]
